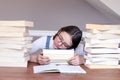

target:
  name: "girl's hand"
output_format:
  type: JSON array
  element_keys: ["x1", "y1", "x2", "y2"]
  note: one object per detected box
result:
[
  {"x1": 37, "y1": 53, "x2": 50, "y2": 65},
  {"x1": 68, "y1": 54, "x2": 85, "y2": 66}
]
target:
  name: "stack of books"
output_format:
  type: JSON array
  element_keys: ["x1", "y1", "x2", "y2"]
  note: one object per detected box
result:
[
  {"x1": 84, "y1": 24, "x2": 120, "y2": 69},
  {"x1": 0, "y1": 20, "x2": 34, "y2": 67}
]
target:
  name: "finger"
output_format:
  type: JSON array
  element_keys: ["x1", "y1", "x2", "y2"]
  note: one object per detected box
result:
[{"x1": 37, "y1": 58, "x2": 50, "y2": 65}]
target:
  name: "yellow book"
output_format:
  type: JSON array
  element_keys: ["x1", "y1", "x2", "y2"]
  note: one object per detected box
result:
[
  {"x1": 0, "y1": 37, "x2": 33, "y2": 41},
  {"x1": 0, "y1": 61, "x2": 28, "y2": 67},
  {"x1": 0, "y1": 20, "x2": 33, "y2": 27},
  {"x1": 85, "y1": 43, "x2": 119, "y2": 48},
  {"x1": 86, "y1": 24, "x2": 120, "y2": 30},
  {"x1": 88, "y1": 29, "x2": 120, "y2": 34},
  {"x1": 85, "y1": 64, "x2": 120, "y2": 69},
  {"x1": 0, "y1": 40, "x2": 31, "y2": 45},
  {"x1": 85, "y1": 32, "x2": 120, "y2": 39},
  {"x1": 0, "y1": 32, "x2": 29, "y2": 37},
  {"x1": 0, "y1": 26, "x2": 28, "y2": 32}
]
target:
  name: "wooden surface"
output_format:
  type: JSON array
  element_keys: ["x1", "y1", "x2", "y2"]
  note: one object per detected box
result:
[{"x1": 0, "y1": 62, "x2": 120, "y2": 80}]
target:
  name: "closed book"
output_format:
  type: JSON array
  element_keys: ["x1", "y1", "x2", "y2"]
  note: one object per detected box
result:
[
  {"x1": 0, "y1": 37, "x2": 33, "y2": 41},
  {"x1": 0, "y1": 40, "x2": 31, "y2": 45},
  {"x1": 88, "y1": 29, "x2": 120, "y2": 34},
  {"x1": 0, "y1": 32, "x2": 29, "y2": 37},
  {"x1": 85, "y1": 57, "x2": 119, "y2": 65},
  {"x1": 0, "y1": 43, "x2": 32, "y2": 49},
  {"x1": 85, "y1": 64, "x2": 120, "y2": 69},
  {"x1": 86, "y1": 24, "x2": 120, "y2": 30},
  {"x1": 85, "y1": 43, "x2": 119, "y2": 48},
  {"x1": 85, "y1": 32, "x2": 120, "y2": 39},
  {"x1": 86, "y1": 53, "x2": 120, "y2": 59},
  {"x1": 0, "y1": 61, "x2": 28, "y2": 67},
  {"x1": 85, "y1": 48, "x2": 120, "y2": 53},
  {"x1": 0, "y1": 20, "x2": 33, "y2": 27},
  {"x1": 85, "y1": 38, "x2": 120, "y2": 44},
  {"x1": 0, "y1": 56, "x2": 29, "y2": 62},
  {"x1": 0, "y1": 26, "x2": 28, "y2": 32},
  {"x1": 0, "y1": 49, "x2": 28, "y2": 57}
]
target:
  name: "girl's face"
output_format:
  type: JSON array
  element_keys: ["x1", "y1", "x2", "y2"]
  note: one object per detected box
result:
[{"x1": 53, "y1": 31, "x2": 72, "y2": 49}]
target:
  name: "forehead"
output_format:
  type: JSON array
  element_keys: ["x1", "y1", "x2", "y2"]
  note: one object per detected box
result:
[
  {"x1": 59, "y1": 31, "x2": 71, "y2": 38},
  {"x1": 59, "y1": 31, "x2": 72, "y2": 44}
]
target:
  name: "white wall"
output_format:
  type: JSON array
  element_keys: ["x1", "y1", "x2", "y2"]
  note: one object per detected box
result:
[
  {"x1": 101, "y1": 0, "x2": 120, "y2": 16},
  {"x1": 0, "y1": 0, "x2": 115, "y2": 31},
  {"x1": 85, "y1": 0, "x2": 120, "y2": 23}
]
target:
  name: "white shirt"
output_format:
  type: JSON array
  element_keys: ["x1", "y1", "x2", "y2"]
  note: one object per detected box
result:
[{"x1": 29, "y1": 36, "x2": 85, "y2": 56}]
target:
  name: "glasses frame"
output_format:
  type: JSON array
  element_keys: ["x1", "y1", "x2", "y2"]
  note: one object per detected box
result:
[{"x1": 57, "y1": 33, "x2": 71, "y2": 48}]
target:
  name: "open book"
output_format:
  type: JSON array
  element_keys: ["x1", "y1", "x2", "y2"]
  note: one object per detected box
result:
[{"x1": 33, "y1": 63, "x2": 86, "y2": 74}]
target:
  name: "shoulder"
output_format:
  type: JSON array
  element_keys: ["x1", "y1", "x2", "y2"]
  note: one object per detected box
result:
[
  {"x1": 33, "y1": 36, "x2": 47, "y2": 43},
  {"x1": 74, "y1": 43, "x2": 85, "y2": 55}
]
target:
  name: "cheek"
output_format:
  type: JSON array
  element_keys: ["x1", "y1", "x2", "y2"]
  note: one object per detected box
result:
[{"x1": 53, "y1": 39, "x2": 58, "y2": 48}]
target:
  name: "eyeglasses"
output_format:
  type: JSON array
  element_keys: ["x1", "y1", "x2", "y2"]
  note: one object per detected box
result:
[{"x1": 57, "y1": 33, "x2": 71, "y2": 48}]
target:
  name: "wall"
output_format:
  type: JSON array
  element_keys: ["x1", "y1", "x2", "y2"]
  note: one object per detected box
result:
[{"x1": 0, "y1": 0, "x2": 115, "y2": 31}]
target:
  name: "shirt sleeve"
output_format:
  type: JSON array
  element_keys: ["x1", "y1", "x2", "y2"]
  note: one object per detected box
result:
[
  {"x1": 74, "y1": 43, "x2": 85, "y2": 56},
  {"x1": 29, "y1": 36, "x2": 47, "y2": 54}
]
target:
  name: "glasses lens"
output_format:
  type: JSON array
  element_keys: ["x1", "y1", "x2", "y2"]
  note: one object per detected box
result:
[{"x1": 57, "y1": 34, "x2": 71, "y2": 48}]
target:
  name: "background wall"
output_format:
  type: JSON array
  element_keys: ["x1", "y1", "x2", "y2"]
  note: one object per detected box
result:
[{"x1": 0, "y1": 0, "x2": 116, "y2": 31}]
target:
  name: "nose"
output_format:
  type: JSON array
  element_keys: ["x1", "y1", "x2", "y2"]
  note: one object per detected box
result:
[{"x1": 58, "y1": 41, "x2": 63, "y2": 46}]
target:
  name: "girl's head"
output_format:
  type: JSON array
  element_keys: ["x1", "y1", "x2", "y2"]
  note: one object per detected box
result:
[{"x1": 53, "y1": 25, "x2": 82, "y2": 49}]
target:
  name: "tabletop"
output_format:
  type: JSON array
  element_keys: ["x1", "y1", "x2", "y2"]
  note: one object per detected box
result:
[{"x1": 0, "y1": 62, "x2": 120, "y2": 80}]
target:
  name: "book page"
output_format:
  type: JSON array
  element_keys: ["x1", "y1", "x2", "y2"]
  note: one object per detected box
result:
[{"x1": 33, "y1": 63, "x2": 86, "y2": 74}]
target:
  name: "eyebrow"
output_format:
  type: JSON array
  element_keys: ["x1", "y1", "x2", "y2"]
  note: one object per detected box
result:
[{"x1": 58, "y1": 34, "x2": 71, "y2": 47}]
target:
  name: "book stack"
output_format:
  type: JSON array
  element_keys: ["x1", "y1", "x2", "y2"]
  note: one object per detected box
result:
[
  {"x1": 0, "y1": 20, "x2": 34, "y2": 67},
  {"x1": 84, "y1": 24, "x2": 120, "y2": 69}
]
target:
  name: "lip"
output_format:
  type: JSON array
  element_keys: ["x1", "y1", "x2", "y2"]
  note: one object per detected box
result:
[
  {"x1": 55, "y1": 43, "x2": 61, "y2": 49},
  {"x1": 55, "y1": 45, "x2": 59, "y2": 49}
]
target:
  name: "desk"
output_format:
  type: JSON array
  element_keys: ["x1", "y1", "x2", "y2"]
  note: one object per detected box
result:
[{"x1": 0, "y1": 62, "x2": 120, "y2": 80}]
